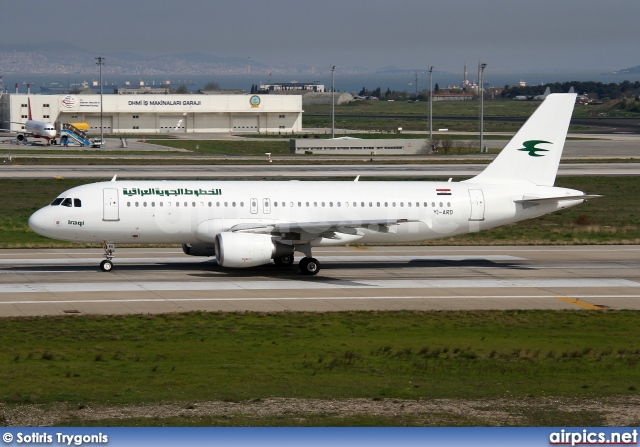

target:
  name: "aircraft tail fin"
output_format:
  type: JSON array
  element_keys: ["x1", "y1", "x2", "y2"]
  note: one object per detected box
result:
[
  {"x1": 465, "y1": 93, "x2": 576, "y2": 186},
  {"x1": 27, "y1": 98, "x2": 33, "y2": 121}
]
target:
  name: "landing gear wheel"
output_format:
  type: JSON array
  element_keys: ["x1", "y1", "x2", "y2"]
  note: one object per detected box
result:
[
  {"x1": 274, "y1": 254, "x2": 294, "y2": 267},
  {"x1": 299, "y1": 257, "x2": 320, "y2": 275},
  {"x1": 100, "y1": 260, "x2": 113, "y2": 272}
]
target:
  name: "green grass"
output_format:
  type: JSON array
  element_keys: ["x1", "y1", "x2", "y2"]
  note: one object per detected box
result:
[
  {"x1": 149, "y1": 140, "x2": 291, "y2": 156},
  {"x1": 2, "y1": 176, "x2": 638, "y2": 248},
  {"x1": 1, "y1": 310, "x2": 639, "y2": 407}
]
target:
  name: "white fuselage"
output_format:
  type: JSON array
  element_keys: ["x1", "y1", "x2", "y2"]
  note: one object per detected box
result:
[
  {"x1": 28, "y1": 180, "x2": 585, "y2": 246},
  {"x1": 23, "y1": 119, "x2": 57, "y2": 141}
]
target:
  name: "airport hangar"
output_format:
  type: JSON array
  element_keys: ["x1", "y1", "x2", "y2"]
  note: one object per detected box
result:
[{"x1": 0, "y1": 92, "x2": 302, "y2": 134}]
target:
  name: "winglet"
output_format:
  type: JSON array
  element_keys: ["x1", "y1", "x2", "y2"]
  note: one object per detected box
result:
[
  {"x1": 354, "y1": 175, "x2": 360, "y2": 182},
  {"x1": 111, "y1": 175, "x2": 117, "y2": 182}
]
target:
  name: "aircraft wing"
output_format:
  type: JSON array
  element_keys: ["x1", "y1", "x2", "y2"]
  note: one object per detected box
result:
[
  {"x1": 230, "y1": 218, "x2": 412, "y2": 236},
  {"x1": 0, "y1": 128, "x2": 33, "y2": 136}
]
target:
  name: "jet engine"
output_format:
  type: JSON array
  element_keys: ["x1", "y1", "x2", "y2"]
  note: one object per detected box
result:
[
  {"x1": 182, "y1": 243, "x2": 216, "y2": 257},
  {"x1": 214, "y1": 232, "x2": 290, "y2": 268},
  {"x1": 16, "y1": 134, "x2": 26, "y2": 142}
]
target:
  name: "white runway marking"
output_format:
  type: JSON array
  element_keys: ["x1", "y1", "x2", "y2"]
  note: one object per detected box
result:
[{"x1": 0, "y1": 278, "x2": 637, "y2": 294}]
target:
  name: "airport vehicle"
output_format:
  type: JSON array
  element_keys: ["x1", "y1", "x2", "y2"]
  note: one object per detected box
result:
[
  {"x1": 0, "y1": 98, "x2": 57, "y2": 145},
  {"x1": 28, "y1": 94, "x2": 597, "y2": 275},
  {"x1": 90, "y1": 138, "x2": 104, "y2": 148}
]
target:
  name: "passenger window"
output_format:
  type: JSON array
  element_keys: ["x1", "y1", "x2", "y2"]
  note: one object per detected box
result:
[
  {"x1": 51, "y1": 198, "x2": 64, "y2": 206},
  {"x1": 61, "y1": 198, "x2": 72, "y2": 207},
  {"x1": 127, "y1": 202, "x2": 131, "y2": 207},
  {"x1": 74, "y1": 198, "x2": 82, "y2": 207}
]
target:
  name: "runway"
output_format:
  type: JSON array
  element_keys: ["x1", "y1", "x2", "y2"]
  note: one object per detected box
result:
[
  {"x1": 1, "y1": 162, "x2": 639, "y2": 179},
  {"x1": 0, "y1": 245, "x2": 638, "y2": 316}
]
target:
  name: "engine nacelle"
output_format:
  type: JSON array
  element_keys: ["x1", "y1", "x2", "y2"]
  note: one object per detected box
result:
[
  {"x1": 182, "y1": 243, "x2": 216, "y2": 257},
  {"x1": 214, "y1": 232, "x2": 276, "y2": 268},
  {"x1": 16, "y1": 134, "x2": 26, "y2": 142}
]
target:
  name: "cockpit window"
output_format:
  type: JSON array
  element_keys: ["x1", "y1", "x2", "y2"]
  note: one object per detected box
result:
[
  {"x1": 74, "y1": 198, "x2": 82, "y2": 207},
  {"x1": 61, "y1": 198, "x2": 72, "y2": 207},
  {"x1": 51, "y1": 198, "x2": 64, "y2": 206}
]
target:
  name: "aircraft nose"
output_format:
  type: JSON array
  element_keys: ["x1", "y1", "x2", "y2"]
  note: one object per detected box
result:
[{"x1": 28, "y1": 208, "x2": 51, "y2": 236}]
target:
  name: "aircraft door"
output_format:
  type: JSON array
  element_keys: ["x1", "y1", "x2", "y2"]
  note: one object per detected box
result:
[
  {"x1": 250, "y1": 198, "x2": 258, "y2": 214},
  {"x1": 468, "y1": 189, "x2": 485, "y2": 221},
  {"x1": 263, "y1": 198, "x2": 271, "y2": 214},
  {"x1": 103, "y1": 188, "x2": 120, "y2": 221}
]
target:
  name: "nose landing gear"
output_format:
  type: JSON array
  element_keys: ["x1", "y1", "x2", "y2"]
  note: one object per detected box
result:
[{"x1": 100, "y1": 242, "x2": 116, "y2": 272}]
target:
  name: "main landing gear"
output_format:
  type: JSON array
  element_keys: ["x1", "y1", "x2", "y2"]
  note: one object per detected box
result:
[
  {"x1": 274, "y1": 254, "x2": 320, "y2": 275},
  {"x1": 298, "y1": 257, "x2": 320, "y2": 275},
  {"x1": 100, "y1": 242, "x2": 116, "y2": 272},
  {"x1": 294, "y1": 243, "x2": 320, "y2": 275},
  {"x1": 274, "y1": 254, "x2": 295, "y2": 267}
]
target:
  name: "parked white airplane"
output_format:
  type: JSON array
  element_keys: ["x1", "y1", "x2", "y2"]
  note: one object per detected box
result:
[
  {"x1": 29, "y1": 93, "x2": 597, "y2": 275},
  {"x1": 0, "y1": 98, "x2": 57, "y2": 145}
]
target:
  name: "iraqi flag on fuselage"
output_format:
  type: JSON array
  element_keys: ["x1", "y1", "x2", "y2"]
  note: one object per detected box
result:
[{"x1": 436, "y1": 188, "x2": 452, "y2": 196}]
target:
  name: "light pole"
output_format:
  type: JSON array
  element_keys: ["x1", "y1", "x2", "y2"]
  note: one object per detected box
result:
[
  {"x1": 331, "y1": 65, "x2": 336, "y2": 139},
  {"x1": 96, "y1": 56, "x2": 105, "y2": 148},
  {"x1": 479, "y1": 62, "x2": 487, "y2": 153},
  {"x1": 429, "y1": 66, "x2": 433, "y2": 141}
]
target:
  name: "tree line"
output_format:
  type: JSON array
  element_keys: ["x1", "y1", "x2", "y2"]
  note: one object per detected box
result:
[{"x1": 501, "y1": 80, "x2": 640, "y2": 100}]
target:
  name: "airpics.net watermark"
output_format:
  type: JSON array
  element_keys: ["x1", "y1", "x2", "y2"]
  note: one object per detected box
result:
[
  {"x1": 549, "y1": 429, "x2": 638, "y2": 446},
  {"x1": 2, "y1": 432, "x2": 108, "y2": 446}
]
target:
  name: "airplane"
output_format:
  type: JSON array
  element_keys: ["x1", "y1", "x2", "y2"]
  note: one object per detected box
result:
[
  {"x1": 513, "y1": 86, "x2": 550, "y2": 101},
  {"x1": 533, "y1": 87, "x2": 551, "y2": 101},
  {"x1": 28, "y1": 93, "x2": 599, "y2": 275},
  {"x1": 0, "y1": 98, "x2": 57, "y2": 145}
]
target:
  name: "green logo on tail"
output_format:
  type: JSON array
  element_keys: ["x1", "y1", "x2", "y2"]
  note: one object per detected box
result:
[{"x1": 518, "y1": 140, "x2": 551, "y2": 157}]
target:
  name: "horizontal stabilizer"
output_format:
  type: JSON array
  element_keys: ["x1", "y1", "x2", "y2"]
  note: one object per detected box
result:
[{"x1": 514, "y1": 194, "x2": 601, "y2": 208}]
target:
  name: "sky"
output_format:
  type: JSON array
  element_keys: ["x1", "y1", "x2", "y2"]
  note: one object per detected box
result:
[{"x1": 2, "y1": 0, "x2": 639, "y2": 73}]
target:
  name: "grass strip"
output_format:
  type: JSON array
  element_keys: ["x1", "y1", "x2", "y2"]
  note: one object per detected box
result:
[{"x1": 1, "y1": 310, "x2": 639, "y2": 408}]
